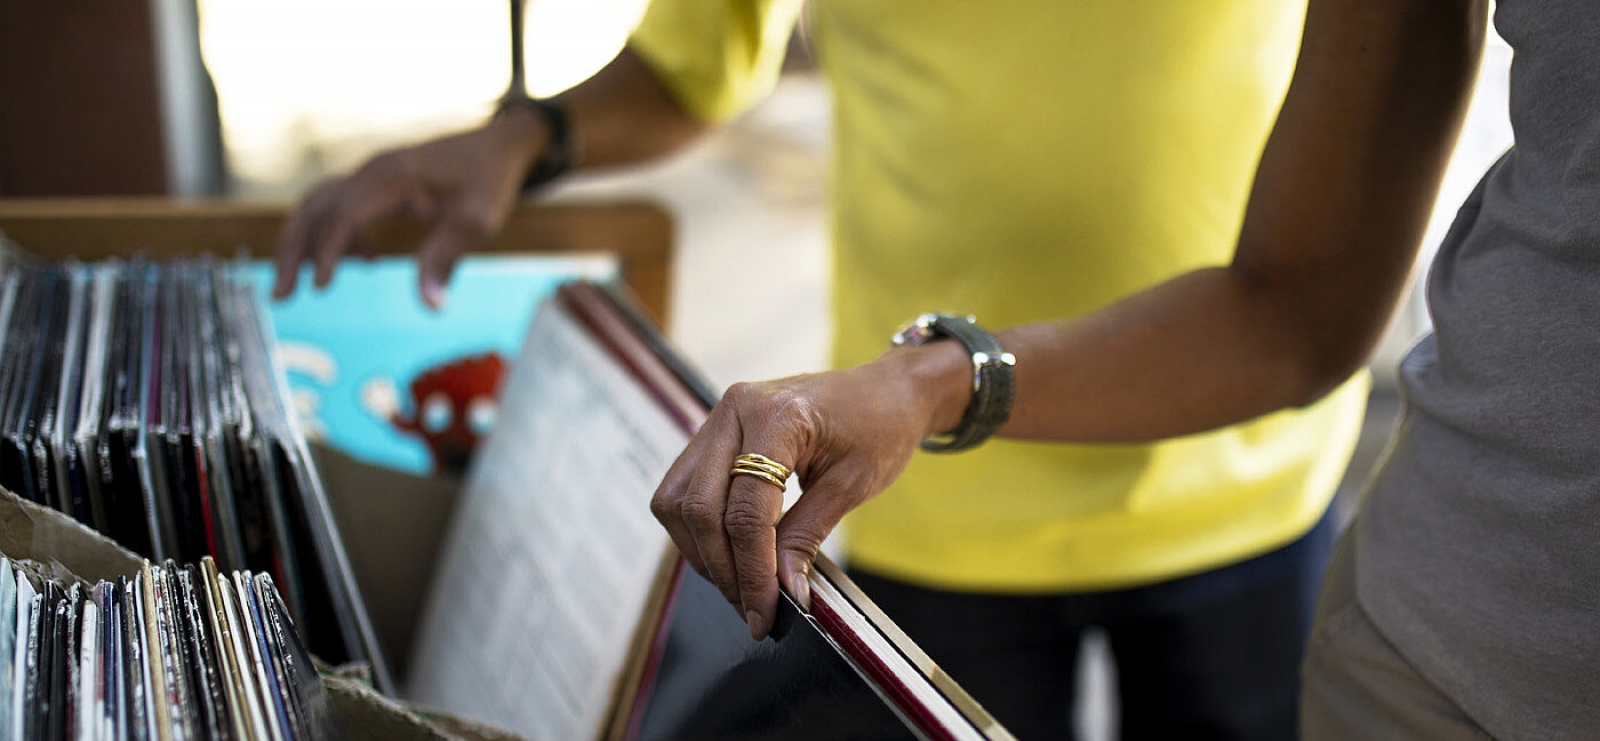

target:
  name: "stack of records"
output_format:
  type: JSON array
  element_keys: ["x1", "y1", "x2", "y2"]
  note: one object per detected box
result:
[
  {"x1": 0, "y1": 555, "x2": 340, "y2": 740},
  {"x1": 0, "y1": 260, "x2": 382, "y2": 686}
]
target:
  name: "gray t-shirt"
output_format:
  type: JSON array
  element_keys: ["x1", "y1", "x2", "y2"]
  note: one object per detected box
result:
[{"x1": 1356, "y1": 1, "x2": 1600, "y2": 738}]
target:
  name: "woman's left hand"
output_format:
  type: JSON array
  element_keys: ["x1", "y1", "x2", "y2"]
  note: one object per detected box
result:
[{"x1": 650, "y1": 343, "x2": 968, "y2": 640}]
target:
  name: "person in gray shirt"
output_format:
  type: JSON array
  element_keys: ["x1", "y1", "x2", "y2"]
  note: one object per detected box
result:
[{"x1": 1304, "y1": 1, "x2": 1599, "y2": 738}]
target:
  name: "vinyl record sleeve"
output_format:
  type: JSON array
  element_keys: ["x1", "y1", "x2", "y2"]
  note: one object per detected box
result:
[
  {"x1": 12, "y1": 573, "x2": 38, "y2": 741},
  {"x1": 122, "y1": 576, "x2": 154, "y2": 741},
  {"x1": 215, "y1": 575, "x2": 271, "y2": 741},
  {"x1": 48, "y1": 267, "x2": 89, "y2": 524},
  {"x1": 93, "y1": 582, "x2": 120, "y2": 741},
  {"x1": 99, "y1": 582, "x2": 123, "y2": 741},
  {"x1": 255, "y1": 573, "x2": 321, "y2": 740},
  {"x1": 154, "y1": 563, "x2": 199, "y2": 741},
  {"x1": 75, "y1": 586, "x2": 99, "y2": 741},
  {"x1": 214, "y1": 276, "x2": 296, "y2": 608},
  {"x1": 2, "y1": 272, "x2": 50, "y2": 504},
  {"x1": 201, "y1": 557, "x2": 253, "y2": 741},
  {"x1": 194, "y1": 265, "x2": 248, "y2": 572},
  {"x1": 235, "y1": 570, "x2": 288, "y2": 741},
  {"x1": 154, "y1": 271, "x2": 200, "y2": 564},
  {"x1": 0, "y1": 559, "x2": 14, "y2": 736},
  {"x1": 132, "y1": 266, "x2": 174, "y2": 562},
  {"x1": 24, "y1": 582, "x2": 53, "y2": 741},
  {"x1": 225, "y1": 274, "x2": 384, "y2": 687},
  {"x1": 0, "y1": 273, "x2": 20, "y2": 392},
  {"x1": 0, "y1": 276, "x2": 32, "y2": 502},
  {"x1": 50, "y1": 586, "x2": 76, "y2": 741},
  {"x1": 137, "y1": 563, "x2": 175, "y2": 741},
  {"x1": 100, "y1": 267, "x2": 154, "y2": 557},
  {"x1": 73, "y1": 266, "x2": 116, "y2": 536},
  {"x1": 175, "y1": 566, "x2": 229, "y2": 740},
  {"x1": 24, "y1": 268, "x2": 70, "y2": 511},
  {"x1": 0, "y1": 273, "x2": 21, "y2": 493}
]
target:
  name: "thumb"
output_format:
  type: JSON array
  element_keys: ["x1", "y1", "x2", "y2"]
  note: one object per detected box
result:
[{"x1": 773, "y1": 482, "x2": 855, "y2": 612}]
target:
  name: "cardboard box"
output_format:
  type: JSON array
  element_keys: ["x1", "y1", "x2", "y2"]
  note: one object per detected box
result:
[{"x1": 0, "y1": 477, "x2": 526, "y2": 741}]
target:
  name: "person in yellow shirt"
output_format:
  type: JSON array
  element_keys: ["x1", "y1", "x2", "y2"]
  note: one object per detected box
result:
[{"x1": 277, "y1": 1, "x2": 1478, "y2": 738}]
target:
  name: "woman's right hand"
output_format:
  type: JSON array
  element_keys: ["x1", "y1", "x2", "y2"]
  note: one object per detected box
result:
[{"x1": 273, "y1": 107, "x2": 550, "y2": 309}]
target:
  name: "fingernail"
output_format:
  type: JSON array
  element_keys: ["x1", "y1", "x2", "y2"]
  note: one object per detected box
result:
[
  {"x1": 781, "y1": 554, "x2": 813, "y2": 611},
  {"x1": 788, "y1": 571, "x2": 812, "y2": 612},
  {"x1": 421, "y1": 279, "x2": 447, "y2": 309},
  {"x1": 745, "y1": 610, "x2": 765, "y2": 641}
]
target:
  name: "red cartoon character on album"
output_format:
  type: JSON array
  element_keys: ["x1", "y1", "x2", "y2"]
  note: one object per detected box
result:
[{"x1": 360, "y1": 352, "x2": 508, "y2": 475}]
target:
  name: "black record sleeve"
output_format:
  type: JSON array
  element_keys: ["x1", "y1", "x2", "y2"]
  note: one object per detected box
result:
[
  {"x1": 133, "y1": 264, "x2": 176, "y2": 561},
  {"x1": 260, "y1": 574, "x2": 341, "y2": 741},
  {"x1": 194, "y1": 263, "x2": 247, "y2": 571},
  {"x1": 212, "y1": 266, "x2": 276, "y2": 581},
  {"x1": 74, "y1": 265, "x2": 117, "y2": 536},
  {"x1": 175, "y1": 566, "x2": 230, "y2": 741},
  {"x1": 2, "y1": 270, "x2": 51, "y2": 504},
  {"x1": 50, "y1": 268, "x2": 91, "y2": 525},
  {"x1": 28, "y1": 267, "x2": 71, "y2": 511},
  {"x1": 98, "y1": 266, "x2": 150, "y2": 555},
  {"x1": 0, "y1": 270, "x2": 36, "y2": 499}
]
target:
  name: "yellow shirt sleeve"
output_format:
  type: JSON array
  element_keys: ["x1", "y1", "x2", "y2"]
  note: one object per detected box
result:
[{"x1": 628, "y1": 0, "x2": 805, "y2": 122}]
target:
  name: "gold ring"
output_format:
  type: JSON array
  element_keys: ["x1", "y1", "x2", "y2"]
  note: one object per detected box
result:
[
  {"x1": 731, "y1": 466, "x2": 787, "y2": 489},
  {"x1": 730, "y1": 453, "x2": 792, "y2": 490},
  {"x1": 734, "y1": 453, "x2": 791, "y2": 479},
  {"x1": 733, "y1": 460, "x2": 789, "y2": 481}
]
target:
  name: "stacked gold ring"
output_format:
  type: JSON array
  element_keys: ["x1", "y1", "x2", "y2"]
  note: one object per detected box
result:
[{"x1": 730, "y1": 453, "x2": 792, "y2": 490}]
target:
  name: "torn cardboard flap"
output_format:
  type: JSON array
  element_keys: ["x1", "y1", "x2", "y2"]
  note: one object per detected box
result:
[
  {"x1": 0, "y1": 484, "x2": 142, "y2": 583},
  {"x1": 0, "y1": 482, "x2": 529, "y2": 741}
]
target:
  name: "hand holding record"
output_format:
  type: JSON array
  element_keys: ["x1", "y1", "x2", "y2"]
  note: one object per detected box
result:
[{"x1": 649, "y1": 345, "x2": 964, "y2": 640}]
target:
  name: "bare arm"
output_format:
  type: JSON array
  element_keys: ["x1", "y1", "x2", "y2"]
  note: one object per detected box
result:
[
  {"x1": 551, "y1": 48, "x2": 709, "y2": 169},
  {"x1": 971, "y1": 0, "x2": 1487, "y2": 442},
  {"x1": 273, "y1": 48, "x2": 707, "y2": 307},
  {"x1": 651, "y1": 0, "x2": 1489, "y2": 640}
]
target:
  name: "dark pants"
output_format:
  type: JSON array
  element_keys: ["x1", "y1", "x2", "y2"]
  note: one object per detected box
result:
[{"x1": 848, "y1": 507, "x2": 1335, "y2": 741}]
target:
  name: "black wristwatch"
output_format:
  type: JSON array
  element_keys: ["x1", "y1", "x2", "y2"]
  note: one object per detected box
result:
[
  {"x1": 494, "y1": 96, "x2": 578, "y2": 194},
  {"x1": 892, "y1": 313, "x2": 1016, "y2": 453}
]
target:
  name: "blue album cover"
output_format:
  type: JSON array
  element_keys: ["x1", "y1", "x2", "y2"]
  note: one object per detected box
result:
[{"x1": 240, "y1": 256, "x2": 617, "y2": 476}]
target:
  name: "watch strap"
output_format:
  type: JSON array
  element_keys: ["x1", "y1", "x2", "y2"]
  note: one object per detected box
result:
[
  {"x1": 896, "y1": 314, "x2": 1016, "y2": 453},
  {"x1": 495, "y1": 96, "x2": 577, "y2": 194}
]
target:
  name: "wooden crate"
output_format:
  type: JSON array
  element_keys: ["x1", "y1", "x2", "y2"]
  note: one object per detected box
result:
[{"x1": 0, "y1": 197, "x2": 675, "y2": 327}]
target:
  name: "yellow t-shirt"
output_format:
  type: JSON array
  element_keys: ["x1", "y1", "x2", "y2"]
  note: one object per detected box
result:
[{"x1": 632, "y1": 0, "x2": 1367, "y2": 593}]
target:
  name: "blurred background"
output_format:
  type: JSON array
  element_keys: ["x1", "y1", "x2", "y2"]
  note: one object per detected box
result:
[
  {"x1": 0, "y1": 1, "x2": 1515, "y2": 736},
  {"x1": 0, "y1": 0, "x2": 1513, "y2": 392}
]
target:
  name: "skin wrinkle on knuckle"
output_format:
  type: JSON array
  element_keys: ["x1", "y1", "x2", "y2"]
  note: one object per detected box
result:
[
  {"x1": 767, "y1": 390, "x2": 817, "y2": 429},
  {"x1": 648, "y1": 493, "x2": 675, "y2": 524},
  {"x1": 820, "y1": 469, "x2": 873, "y2": 503},
  {"x1": 722, "y1": 382, "x2": 754, "y2": 409},
  {"x1": 777, "y1": 521, "x2": 827, "y2": 554},
  {"x1": 679, "y1": 499, "x2": 721, "y2": 537},
  {"x1": 735, "y1": 388, "x2": 822, "y2": 462},
  {"x1": 738, "y1": 576, "x2": 769, "y2": 601},
  {"x1": 723, "y1": 497, "x2": 771, "y2": 540},
  {"x1": 768, "y1": 386, "x2": 824, "y2": 446}
]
